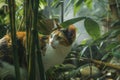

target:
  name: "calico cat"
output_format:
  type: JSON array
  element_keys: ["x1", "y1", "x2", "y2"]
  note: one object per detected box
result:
[
  {"x1": 42, "y1": 25, "x2": 76, "y2": 70},
  {"x1": 0, "y1": 24, "x2": 76, "y2": 79}
]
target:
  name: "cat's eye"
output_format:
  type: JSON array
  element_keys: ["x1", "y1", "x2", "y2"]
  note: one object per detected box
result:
[{"x1": 57, "y1": 36, "x2": 62, "y2": 40}]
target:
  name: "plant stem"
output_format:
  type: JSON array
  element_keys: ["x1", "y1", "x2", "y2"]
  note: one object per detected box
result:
[
  {"x1": 8, "y1": 0, "x2": 21, "y2": 80},
  {"x1": 61, "y1": 0, "x2": 64, "y2": 23},
  {"x1": 33, "y1": 0, "x2": 46, "y2": 79}
]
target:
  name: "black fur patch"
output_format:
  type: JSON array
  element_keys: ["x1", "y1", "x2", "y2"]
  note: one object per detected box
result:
[
  {"x1": 0, "y1": 38, "x2": 13, "y2": 64},
  {"x1": 16, "y1": 38, "x2": 26, "y2": 67},
  {"x1": 60, "y1": 29, "x2": 73, "y2": 45},
  {"x1": 0, "y1": 37, "x2": 27, "y2": 67}
]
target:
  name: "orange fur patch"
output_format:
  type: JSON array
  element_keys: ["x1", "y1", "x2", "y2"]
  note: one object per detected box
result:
[{"x1": 68, "y1": 25, "x2": 76, "y2": 33}]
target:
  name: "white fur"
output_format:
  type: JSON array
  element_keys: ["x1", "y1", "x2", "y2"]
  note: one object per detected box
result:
[{"x1": 42, "y1": 36, "x2": 72, "y2": 71}]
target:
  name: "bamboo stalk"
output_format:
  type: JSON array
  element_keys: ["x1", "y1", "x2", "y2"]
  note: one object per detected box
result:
[
  {"x1": 27, "y1": 1, "x2": 36, "y2": 80},
  {"x1": 24, "y1": 0, "x2": 31, "y2": 63},
  {"x1": 24, "y1": 0, "x2": 46, "y2": 79},
  {"x1": 25, "y1": 0, "x2": 32, "y2": 56},
  {"x1": 33, "y1": 0, "x2": 46, "y2": 79},
  {"x1": 24, "y1": 0, "x2": 34, "y2": 80},
  {"x1": 8, "y1": 0, "x2": 21, "y2": 80},
  {"x1": 25, "y1": 0, "x2": 46, "y2": 80},
  {"x1": 61, "y1": 0, "x2": 64, "y2": 23},
  {"x1": 28, "y1": 30, "x2": 36, "y2": 80},
  {"x1": 36, "y1": 37, "x2": 46, "y2": 80}
]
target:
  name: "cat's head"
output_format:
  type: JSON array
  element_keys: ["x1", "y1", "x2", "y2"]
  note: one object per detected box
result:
[{"x1": 49, "y1": 25, "x2": 76, "y2": 49}]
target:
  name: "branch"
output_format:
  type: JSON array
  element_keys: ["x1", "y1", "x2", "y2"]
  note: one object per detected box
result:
[{"x1": 81, "y1": 58, "x2": 120, "y2": 71}]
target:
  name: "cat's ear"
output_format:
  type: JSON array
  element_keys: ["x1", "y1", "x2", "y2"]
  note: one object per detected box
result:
[
  {"x1": 52, "y1": 20, "x2": 62, "y2": 30},
  {"x1": 67, "y1": 25, "x2": 76, "y2": 36},
  {"x1": 65, "y1": 25, "x2": 76, "y2": 44}
]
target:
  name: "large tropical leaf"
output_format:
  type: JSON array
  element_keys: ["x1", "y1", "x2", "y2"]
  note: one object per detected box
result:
[
  {"x1": 84, "y1": 18, "x2": 101, "y2": 40},
  {"x1": 61, "y1": 17, "x2": 86, "y2": 28}
]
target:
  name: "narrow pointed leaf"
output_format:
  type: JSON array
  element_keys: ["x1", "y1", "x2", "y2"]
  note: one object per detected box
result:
[
  {"x1": 51, "y1": 0, "x2": 59, "y2": 7},
  {"x1": 61, "y1": 17, "x2": 86, "y2": 28},
  {"x1": 84, "y1": 0, "x2": 92, "y2": 9},
  {"x1": 74, "y1": 0, "x2": 83, "y2": 15}
]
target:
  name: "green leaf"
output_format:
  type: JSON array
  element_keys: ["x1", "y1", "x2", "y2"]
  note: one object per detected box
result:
[
  {"x1": 0, "y1": 2, "x2": 6, "y2": 8},
  {"x1": 84, "y1": 18, "x2": 101, "y2": 40},
  {"x1": 84, "y1": 0, "x2": 92, "y2": 9},
  {"x1": 105, "y1": 42, "x2": 119, "y2": 51},
  {"x1": 65, "y1": 0, "x2": 72, "y2": 11},
  {"x1": 61, "y1": 17, "x2": 86, "y2": 28},
  {"x1": 113, "y1": 49, "x2": 120, "y2": 58},
  {"x1": 51, "y1": 0, "x2": 59, "y2": 7},
  {"x1": 81, "y1": 39, "x2": 88, "y2": 45},
  {"x1": 39, "y1": 0, "x2": 47, "y2": 9},
  {"x1": 80, "y1": 46, "x2": 88, "y2": 56},
  {"x1": 109, "y1": 29, "x2": 120, "y2": 38},
  {"x1": 74, "y1": 0, "x2": 83, "y2": 15}
]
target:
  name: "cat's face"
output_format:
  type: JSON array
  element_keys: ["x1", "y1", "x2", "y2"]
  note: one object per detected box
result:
[{"x1": 49, "y1": 25, "x2": 76, "y2": 49}]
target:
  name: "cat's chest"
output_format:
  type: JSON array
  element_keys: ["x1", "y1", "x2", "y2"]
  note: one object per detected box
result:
[{"x1": 42, "y1": 44, "x2": 71, "y2": 71}]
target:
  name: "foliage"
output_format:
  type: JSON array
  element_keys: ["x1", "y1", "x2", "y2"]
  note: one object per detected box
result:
[
  {"x1": 61, "y1": 17, "x2": 101, "y2": 40},
  {"x1": 0, "y1": 24, "x2": 7, "y2": 38},
  {"x1": 84, "y1": 18, "x2": 101, "y2": 40},
  {"x1": 61, "y1": 17, "x2": 85, "y2": 27},
  {"x1": 46, "y1": 25, "x2": 120, "y2": 80},
  {"x1": 46, "y1": 0, "x2": 120, "y2": 79},
  {"x1": 24, "y1": 0, "x2": 46, "y2": 80},
  {"x1": 73, "y1": 0, "x2": 83, "y2": 15},
  {"x1": 0, "y1": 0, "x2": 120, "y2": 80}
]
